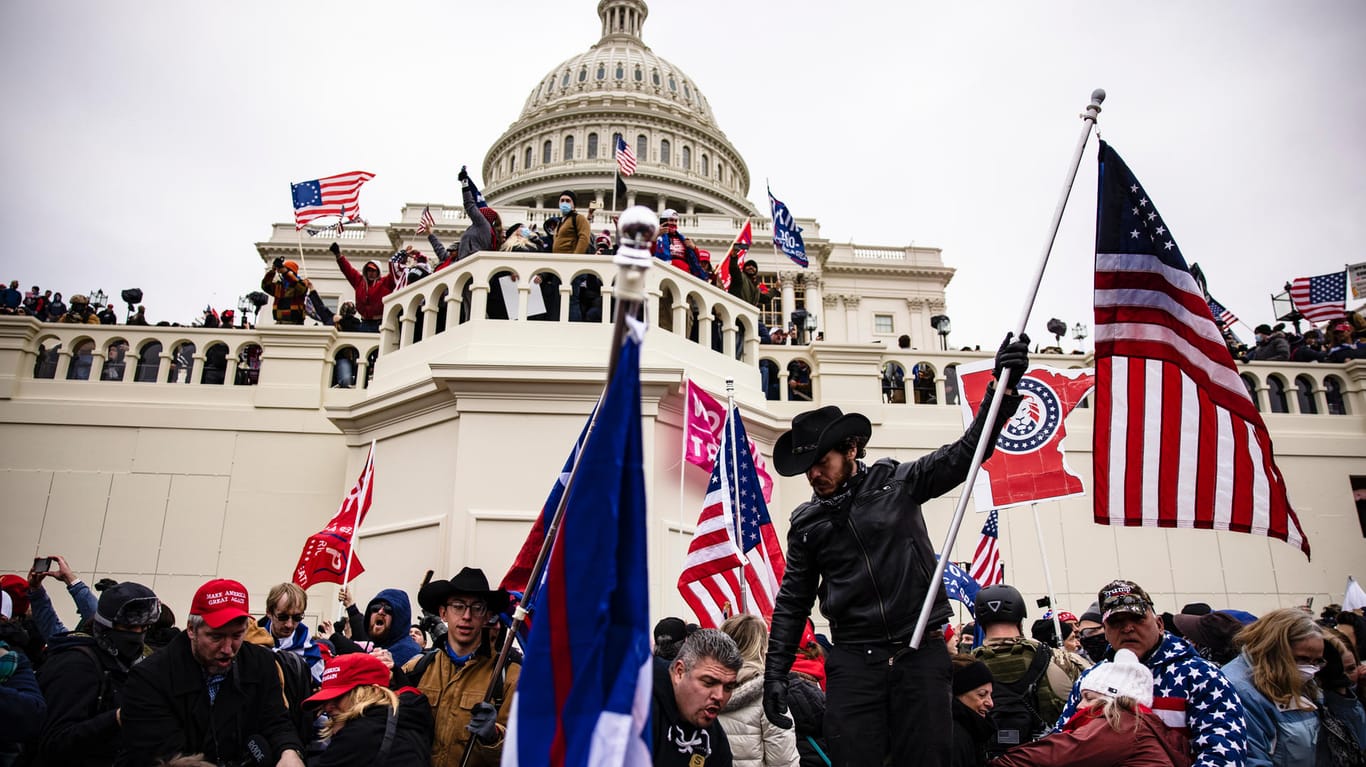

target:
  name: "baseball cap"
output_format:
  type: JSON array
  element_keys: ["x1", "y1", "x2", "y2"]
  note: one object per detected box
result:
[
  {"x1": 304, "y1": 653, "x2": 391, "y2": 704},
  {"x1": 654, "y1": 617, "x2": 687, "y2": 646},
  {"x1": 1098, "y1": 579, "x2": 1154, "y2": 623},
  {"x1": 190, "y1": 578, "x2": 251, "y2": 628}
]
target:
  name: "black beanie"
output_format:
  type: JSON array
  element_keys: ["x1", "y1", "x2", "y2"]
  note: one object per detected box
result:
[{"x1": 952, "y1": 659, "x2": 994, "y2": 696}]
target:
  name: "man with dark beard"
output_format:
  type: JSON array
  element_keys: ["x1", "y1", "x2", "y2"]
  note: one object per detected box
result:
[
  {"x1": 35, "y1": 582, "x2": 160, "y2": 766},
  {"x1": 761, "y1": 335, "x2": 1030, "y2": 766},
  {"x1": 339, "y1": 587, "x2": 424, "y2": 670}
]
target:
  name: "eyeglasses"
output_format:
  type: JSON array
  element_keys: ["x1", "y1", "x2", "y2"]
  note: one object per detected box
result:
[
  {"x1": 444, "y1": 600, "x2": 489, "y2": 617},
  {"x1": 1294, "y1": 655, "x2": 1327, "y2": 669},
  {"x1": 273, "y1": 612, "x2": 305, "y2": 624}
]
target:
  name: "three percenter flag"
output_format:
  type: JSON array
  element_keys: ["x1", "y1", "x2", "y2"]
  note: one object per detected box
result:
[{"x1": 1092, "y1": 141, "x2": 1309, "y2": 557}]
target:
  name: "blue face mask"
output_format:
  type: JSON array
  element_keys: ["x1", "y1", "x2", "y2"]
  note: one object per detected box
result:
[
  {"x1": 559, "y1": 202, "x2": 572, "y2": 214},
  {"x1": 520, "y1": 228, "x2": 532, "y2": 239}
]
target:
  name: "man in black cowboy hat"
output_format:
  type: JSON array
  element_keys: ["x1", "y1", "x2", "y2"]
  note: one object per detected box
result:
[
  {"x1": 761, "y1": 334, "x2": 1030, "y2": 767},
  {"x1": 401, "y1": 567, "x2": 518, "y2": 767}
]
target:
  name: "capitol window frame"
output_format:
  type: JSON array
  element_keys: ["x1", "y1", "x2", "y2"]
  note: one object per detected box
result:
[
  {"x1": 681, "y1": 146, "x2": 691, "y2": 171},
  {"x1": 874, "y1": 314, "x2": 895, "y2": 335},
  {"x1": 702, "y1": 154, "x2": 710, "y2": 176},
  {"x1": 579, "y1": 67, "x2": 588, "y2": 83},
  {"x1": 543, "y1": 140, "x2": 553, "y2": 164},
  {"x1": 636, "y1": 134, "x2": 648, "y2": 162},
  {"x1": 596, "y1": 64, "x2": 606, "y2": 81},
  {"x1": 651, "y1": 69, "x2": 660, "y2": 86},
  {"x1": 525, "y1": 146, "x2": 533, "y2": 169},
  {"x1": 561, "y1": 71, "x2": 570, "y2": 87},
  {"x1": 660, "y1": 139, "x2": 671, "y2": 165},
  {"x1": 587, "y1": 133, "x2": 599, "y2": 159},
  {"x1": 634, "y1": 66, "x2": 643, "y2": 82},
  {"x1": 616, "y1": 63, "x2": 625, "y2": 80},
  {"x1": 564, "y1": 135, "x2": 575, "y2": 161},
  {"x1": 668, "y1": 76, "x2": 677, "y2": 92}
]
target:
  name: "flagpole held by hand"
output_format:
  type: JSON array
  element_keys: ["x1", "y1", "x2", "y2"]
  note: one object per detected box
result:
[{"x1": 910, "y1": 89, "x2": 1104, "y2": 649}]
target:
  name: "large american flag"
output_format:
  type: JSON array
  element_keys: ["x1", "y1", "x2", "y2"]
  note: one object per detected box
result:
[
  {"x1": 290, "y1": 171, "x2": 374, "y2": 229},
  {"x1": 1288, "y1": 271, "x2": 1347, "y2": 324},
  {"x1": 969, "y1": 510, "x2": 1003, "y2": 587},
  {"x1": 615, "y1": 135, "x2": 637, "y2": 177},
  {"x1": 1093, "y1": 141, "x2": 1309, "y2": 557},
  {"x1": 678, "y1": 406, "x2": 785, "y2": 628}
]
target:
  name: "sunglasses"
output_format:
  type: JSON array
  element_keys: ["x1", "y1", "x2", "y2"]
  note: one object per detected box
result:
[
  {"x1": 369, "y1": 604, "x2": 393, "y2": 616},
  {"x1": 273, "y1": 612, "x2": 305, "y2": 624}
]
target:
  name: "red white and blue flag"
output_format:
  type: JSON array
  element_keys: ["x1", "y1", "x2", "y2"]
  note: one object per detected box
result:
[
  {"x1": 1093, "y1": 141, "x2": 1309, "y2": 556},
  {"x1": 615, "y1": 135, "x2": 637, "y2": 177},
  {"x1": 291, "y1": 170, "x2": 374, "y2": 229},
  {"x1": 969, "y1": 510, "x2": 1003, "y2": 587},
  {"x1": 292, "y1": 443, "x2": 375, "y2": 589},
  {"x1": 678, "y1": 406, "x2": 786, "y2": 628},
  {"x1": 416, "y1": 206, "x2": 436, "y2": 235},
  {"x1": 1288, "y1": 270, "x2": 1347, "y2": 324},
  {"x1": 504, "y1": 320, "x2": 651, "y2": 767}
]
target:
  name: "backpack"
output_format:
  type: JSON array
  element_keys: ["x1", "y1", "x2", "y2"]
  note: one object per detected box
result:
[
  {"x1": 274, "y1": 649, "x2": 318, "y2": 743},
  {"x1": 975, "y1": 641, "x2": 1058, "y2": 758}
]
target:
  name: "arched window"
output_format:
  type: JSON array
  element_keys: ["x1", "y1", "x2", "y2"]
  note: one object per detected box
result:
[
  {"x1": 564, "y1": 135, "x2": 574, "y2": 161},
  {"x1": 596, "y1": 63, "x2": 606, "y2": 81},
  {"x1": 615, "y1": 63, "x2": 624, "y2": 80},
  {"x1": 702, "y1": 153, "x2": 710, "y2": 176},
  {"x1": 668, "y1": 76, "x2": 677, "y2": 92},
  {"x1": 1240, "y1": 373, "x2": 1261, "y2": 411},
  {"x1": 718, "y1": 163, "x2": 724, "y2": 183},
  {"x1": 561, "y1": 71, "x2": 570, "y2": 87},
  {"x1": 1325, "y1": 375, "x2": 1348, "y2": 414},
  {"x1": 525, "y1": 146, "x2": 533, "y2": 168},
  {"x1": 67, "y1": 339, "x2": 95, "y2": 381},
  {"x1": 509, "y1": 153, "x2": 516, "y2": 172},
  {"x1": 1267, "y1": 375, "x2": 1289, "y2": 413},
  {"x1": 881, "y1": 362, "x2": 906, "y2": 403},
  {"x1": 578, "y1": 67, "x2": 587, "y2": 82},
  {"x1": 634, "y1": 66, "x2": 643, "y2": 82},
  {"x1": 660, "y1": 139, "x2": 671, "y2": 165},
  {"x1": 542, "y1": 140, "x2": 552, "y2": 164},
  {"x1": 651, "y1": 69, "x2": 660, "y2": 86},
  {"x1": 636, "y1": 134, "x2": 648, "y2": 162},
  {"x1": 681, "y1": 146, "x2": 691, "y2": 170},
  {"x1": 1295, "y1": 375, "x2": 1318, "y2": 414},
  {"x1": 760, "y1": 359, "x2": 780, "y2": 401},
  {"x1": 944, "y1": 364, "x2": 960, "y2": 406},
  {"x1": 587, "y1": 133, "x2": 599, "y2": 159}
]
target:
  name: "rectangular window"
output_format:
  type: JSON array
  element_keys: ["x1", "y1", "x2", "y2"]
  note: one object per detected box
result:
[{"x1": 874, "y1": 314, "x2": 894, "y2": 334}]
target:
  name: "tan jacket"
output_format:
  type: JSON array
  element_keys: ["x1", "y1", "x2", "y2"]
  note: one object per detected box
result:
[
  {"x1": 401, "y1": 646, "x2": 520, "y2": 767},
  {"x1": 553, "y1": 211, "x2": 591, "y2": 254}
]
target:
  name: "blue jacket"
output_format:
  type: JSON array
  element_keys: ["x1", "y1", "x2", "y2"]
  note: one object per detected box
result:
[
  {"x1": 0, "y1": 644, "x2": 47, "y2": 751},
  {"x1": 1057, "y1": 632, "x2": 1247, "y2": 767},
  {"x1": 27, "y1": 580, "x2": 99, "y2": 642},
  {"x1": 367, "y1": 588, "x2": 424, "y2": 669},
  {"x1": 1221, "y1": 654, "x2": 1318, "y2": 767}
]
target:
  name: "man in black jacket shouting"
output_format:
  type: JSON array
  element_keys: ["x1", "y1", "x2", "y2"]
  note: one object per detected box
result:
[{"x1": 762, "y1": 334, "x2": 1029, "y2": 766}]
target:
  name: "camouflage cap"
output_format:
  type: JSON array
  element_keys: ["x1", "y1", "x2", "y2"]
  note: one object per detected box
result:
[{"x1": 1098, "y1": 579, "x2": 1154, "y2": 623}]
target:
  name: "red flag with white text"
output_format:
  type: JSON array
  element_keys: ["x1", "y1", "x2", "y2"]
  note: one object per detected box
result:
[
  {"x1": 684, "y1": 379, "x2": 774, "y2": 502},
  {"x1": 292, "y1": 443, "x2": 375, "y2": 589}
]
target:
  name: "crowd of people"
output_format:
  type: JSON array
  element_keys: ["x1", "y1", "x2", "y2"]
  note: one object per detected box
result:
[{"x1": 1236, "y1": 315, "x2": 1366, "y2": 364}]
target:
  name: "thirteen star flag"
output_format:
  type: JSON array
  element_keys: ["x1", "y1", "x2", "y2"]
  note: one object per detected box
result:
[{"x1": 291, "y1": 171, "x2": 374, "y2": 229}]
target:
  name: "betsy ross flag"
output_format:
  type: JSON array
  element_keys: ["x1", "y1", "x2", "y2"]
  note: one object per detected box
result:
[
  {"x1": 615, "y1": 135, "x2": 637, "y2": 177},
  {"x1": 716, "y1": 220, "x2": 752, "y2": 292},
  {"x1": 678, "y1": 406, "x2": 786, "y2": 628},
  {"x1": 416, "y1": 206, "x2": 435, "y2": 235},
  {"x1": 1288, "y1": 271, "x2": 1347, "y2": 324},
  {"x1": 1093, "y1": 141, "x2": 1309, "y2": 556},
  {"x1": 292, "y1": 443, "x2": 375, "y2": 589},
  {"x1": 503, "y1": 319, "x2": 651, "y2": 767},
  {"x1": 969, "y1": 510, "x2": 1003, "y2": 587},
  {"x1": 291, "y1": 171, "x2": 374, "y2": 229}
]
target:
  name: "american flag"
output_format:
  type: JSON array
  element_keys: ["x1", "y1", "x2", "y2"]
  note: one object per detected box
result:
[
  {"x1": 1093, "y1": 141, "x2": 1309, "y2": 556},
  {"x1": 290, "y1": 170, "x2": 374, "y2": 229},
  {"x1": 1288, "y1": 271, "x2": 1347, "y2": 324},
  {"x1": 416, "y1": 206, "x2": 435, "y2": 235},
  {"x1": 1206, "y1": 296, "x2": 1238, "y2": 333},
  {"x1": 678, "y1": 406, "x2": 785, "y2": 628},
  {"x1": 615, "y1": 135, "x2": 637, "y2": 177},
  {"x1": 389, "y1": 250, "x2": 408, "y2": 291},
  {"x1": 969, "y1": 510, "x2": 1003, "y2": 587}
]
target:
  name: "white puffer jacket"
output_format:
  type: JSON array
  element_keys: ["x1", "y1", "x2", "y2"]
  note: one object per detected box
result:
[{"x1": 718, "y1": 663, "x2": 800, "y2": 767}]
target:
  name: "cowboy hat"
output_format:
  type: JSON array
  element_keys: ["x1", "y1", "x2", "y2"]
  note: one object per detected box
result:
[
  {"x1": 773, "y1": 406, "x2": 872, "y2": 477},
  {"x1": 418, "y1": 567, "x2": 509, "y2": 615}
]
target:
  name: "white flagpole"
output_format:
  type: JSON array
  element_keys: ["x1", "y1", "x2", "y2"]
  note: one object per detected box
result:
[
  {"x1": 726, "y1": 377, "x2": 747, "y2": 615},
  {"x1": 911, "y1": 89, "x2": 1105, "y2": 649},
  {"x1": 337, "y1": 440, "x2": 374, "y2": 622},
  {"x1": 679, "y1": 382, "x2": 690, "y2": 558},
  {"x1": 1029, "y1": 503, "x2": 1064, "y2": 647}
]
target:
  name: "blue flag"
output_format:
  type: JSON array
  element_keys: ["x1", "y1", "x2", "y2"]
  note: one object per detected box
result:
[
  {"x1": 936, "y1": 555, "x2": 982, "y2": 615},
  {"x1": 768, "y1": 186, "x2": 807, "y2": 267},
  {"x1": 505, "y1": 320, "x2": 652, "y2": 767}
]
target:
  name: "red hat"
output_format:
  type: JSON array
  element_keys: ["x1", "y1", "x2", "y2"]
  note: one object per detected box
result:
[
  {"x1": 190, "y1": 578, "x2": 250, "y2": 628},
  {"x1": 0, "y1": 575, "x2": 29, "y2": 618},
  {"x1": 304, "y1": 652, "x2": 391, "y2": 704}
]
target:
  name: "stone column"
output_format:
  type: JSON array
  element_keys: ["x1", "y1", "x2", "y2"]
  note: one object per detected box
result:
[
  {"x1": 843, "y1": 294, "x2": 862, "y2": 343},
  {"x1": 824, "y1": 294, "x2": 843, "y2": 343},
  {"x1": 803, "y1": 277, "x2": 823, "y2": 340},
  {"x1": 779, "y1": 271, "x2": 797, "y2": 332}
]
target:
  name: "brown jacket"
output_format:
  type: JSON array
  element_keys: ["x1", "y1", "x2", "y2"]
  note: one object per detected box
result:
[
  {"x1": 553, "y1": 211, "x2": 592, "y2": 254},
  {"x1": 401, "y1": 644, "x2": 520, "y2": 767},
  {"x1": 989, "y1": 706, "x2": 1191, "y2": 767}
]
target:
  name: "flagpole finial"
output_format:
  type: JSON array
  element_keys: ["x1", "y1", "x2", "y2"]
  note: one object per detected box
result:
[
  {"x1": 613, "y1": 205, "x2": 658, "y2": 302},
  {"x1": 1084, "y1": 89, "x2": 1106, "y2": 123}
]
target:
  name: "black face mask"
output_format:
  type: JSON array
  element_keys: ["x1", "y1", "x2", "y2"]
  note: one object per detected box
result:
[
  {"x1": 102, "y1": 629, "x2": 148, "y2": 665},
  {"x1": 1080, "y1": 632, "x2": 1110, "y2": 662}
]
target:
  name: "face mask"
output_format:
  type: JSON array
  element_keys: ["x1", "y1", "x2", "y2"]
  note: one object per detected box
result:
[
  {"x1": 559, "y1": 202, "x2": 572, "y2": 214},
  {"x1": 520, "y1": 228, "x2": 532, "y2": 239},
  {"x1": 104, "y1": 628, "x2": 148, "y2": 664},
  {"x1": 1080, "y1": 633, "x2": 1110, "y2": 662},
  {"x1": 1297, "y1": 664, "x2": 1319, "y2": 682}
]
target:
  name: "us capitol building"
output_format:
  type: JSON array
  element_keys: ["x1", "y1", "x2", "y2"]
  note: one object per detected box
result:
[{"x1": 3, "y1": 0, "x2": 1363, "y2": 628}]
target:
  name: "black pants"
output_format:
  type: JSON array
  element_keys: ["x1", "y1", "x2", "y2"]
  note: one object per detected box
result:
[{"x1": 825, "y1": 635, "x2": 951, "y2": 766}]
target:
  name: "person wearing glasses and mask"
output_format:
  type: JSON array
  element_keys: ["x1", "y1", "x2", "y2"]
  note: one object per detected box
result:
[{"x1": 401, "y1": 567, "x2": 519, "y2": 767}]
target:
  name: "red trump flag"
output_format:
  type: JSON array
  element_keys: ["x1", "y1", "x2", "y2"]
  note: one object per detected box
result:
[{"x1": 293, "y1": 443, "x2": 376, "y2": 589}]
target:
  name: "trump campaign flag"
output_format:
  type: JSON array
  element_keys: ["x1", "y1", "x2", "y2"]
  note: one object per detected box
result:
[
  {"x1": 1094, "y1": 141, "x2": 1309, "y2": 556},
  {"x1": 768, "y1": 186, "x2": 807, "y2": 268},
  {"x1": 683, "y1": 379, "x2": 774, "y2": 502},
  {"x1": 291, "y1": 171, "x2": 374, "y2": 229},
  {"x1": 292, "y1": 443, "x2": 375, "y2": 589},
  {"x1": 678, "y1": 405, "x2": 786, "y2": 627},
  {"x1": 939, "y1": 557, "x2": 981, "y2": 615},
  {"x1": 956, "y1": 361, "x2": 1095, "y2": 511},
  {"x1": 504, "y1": 321, "x2": 651, "y2": 767}
]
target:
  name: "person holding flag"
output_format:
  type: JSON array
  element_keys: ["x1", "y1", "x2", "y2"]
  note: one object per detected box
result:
[
  {"x1": 428, "y1": 167, "x2": 502, "y2": 271},
  {"x1": 760, "y1": 336, "x2": 1029, "y2": 767}
]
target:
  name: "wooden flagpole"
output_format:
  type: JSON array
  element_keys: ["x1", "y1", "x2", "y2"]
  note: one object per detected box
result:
[{"x1": 910, "y1": 89, "x2": 1105, "y2": 649}]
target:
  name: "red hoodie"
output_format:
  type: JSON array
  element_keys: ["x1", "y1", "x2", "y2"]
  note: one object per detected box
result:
[{"x1": 336, "y1": 254, "x2": 396, "y2": 321}]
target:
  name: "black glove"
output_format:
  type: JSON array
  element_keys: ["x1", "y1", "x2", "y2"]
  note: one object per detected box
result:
[
  {"x1": 458, "y1": 165, "x2": 469, "y2": 182},
  {"x1": 762, "y1": 678, "x2": 793, "y2": 729},
  {"x1": 329, "y1": 242, "x2": 341, "y2": 257},
  {"x1": 466, "y1": 701, "x2": 498, "y2": 744},
  {"x1": 993, "y1": 332, "x2": 1030, "y2": 390},
  {"x1": 272, "y1": 256, "x2": 285, "y2": 269}
]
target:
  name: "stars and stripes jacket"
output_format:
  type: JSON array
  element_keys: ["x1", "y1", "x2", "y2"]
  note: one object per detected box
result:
[{"x1": 1056, "y1": 632, "x2": 1246, "y2": 767}]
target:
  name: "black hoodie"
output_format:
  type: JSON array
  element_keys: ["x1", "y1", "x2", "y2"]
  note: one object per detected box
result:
[{"x1": 651, "y1": 658, "x2": 734, "y2": 766}]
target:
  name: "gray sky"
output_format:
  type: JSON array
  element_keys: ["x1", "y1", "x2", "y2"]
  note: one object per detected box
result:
[{"x1": 2, "y1": 1, "x2": 1363, "y2": 349}]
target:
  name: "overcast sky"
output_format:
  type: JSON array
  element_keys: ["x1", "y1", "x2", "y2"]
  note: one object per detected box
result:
[{"x1": 2, "y1": 1, "x2": 1362, "y2": 349}]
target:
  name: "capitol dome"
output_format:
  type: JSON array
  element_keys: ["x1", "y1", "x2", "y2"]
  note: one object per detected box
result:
[{"x1": 481, "y1": 0, "x2": 756, "y2": 217}]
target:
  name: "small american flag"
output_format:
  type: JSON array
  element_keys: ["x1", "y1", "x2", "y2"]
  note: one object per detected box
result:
[
  {"x1": 969, "y1": 510, "x2": 1003, "y2": 587},
  {"x1": 1093, "y1": 141, "x2": 1308, "y2": 556},
  {"x1": 1289, "y1": 271, "x2": 1347, "y2": 324},
  {"x1": 291, "y1": 171, "x2": 374, "y2": 230},
  {"x1": 416, "y1": 206, "x2": 435, "y2": 235},
  {"x1": 678, "y1": 406, "x2": 785, "y2": 628},
  {"x1": 615, "y1": 135, "x2": 637, "y2": 177},
  {"x1": 389, "y1": 250, "x2": 408, "y2": 291},
  {"x1": 1206, "y1": 296, "x2": 1238, "y2": 332}
]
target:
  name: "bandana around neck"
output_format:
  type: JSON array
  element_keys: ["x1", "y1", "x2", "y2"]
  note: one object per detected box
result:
[{"x1": 815, "y1": 460, "x2": 867, "y2": 509}]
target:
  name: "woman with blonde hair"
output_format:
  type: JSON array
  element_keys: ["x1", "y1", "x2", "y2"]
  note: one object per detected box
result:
[
  {"x1": 1221, "y1": 608, "x2": 1324, "y2": 766},
  {"x1": 304, "y1": 653, "x2": 433, "y2": 766},
  {"x1": 719, "y1": 613, "x2": 799, "y2": 766}
]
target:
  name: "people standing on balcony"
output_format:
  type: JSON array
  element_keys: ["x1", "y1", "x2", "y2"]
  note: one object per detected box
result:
[
  {"x1": 429, "y1": 168, "x2": 503, "y2": 272},
  {"x1": 0, "y1": 280, "x2": 21, "y2": 314},
  {"x1": 552, "y1": 191, "x2": 592, "y2": 254},
  {"x1": 1244, "y1": 323, "x2": 1290, "y2": 362},
  {"x1": 331, "y1": 242, "x2": 395, "y2": 333},
  {"x1": 1290, "y1": 328, "x2": 1328, "y2": 363},
  {"x1": 263, "y1": 258, "x2": 308, "y2": 325},
  {"x1": 127, "y1": 305, "x2": 148, "y2": 325},
  {"x1": 539, "y1": 217, "x2": 560, "y2": 252},
  {"x1": 58, "y1": 294, "x2": 100, "y2": 324},
  {"x1": 1326, "y1": 322, "x2": 1366, "y2": 362},
  {"x1": 761, "y1": 336, "x2": 1028, "y2": 766},
  {"x1": 654, "y1": 209, "x2": 707, "y2": 280}
]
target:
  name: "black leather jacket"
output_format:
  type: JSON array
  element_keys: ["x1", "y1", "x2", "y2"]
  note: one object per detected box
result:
[{"x1": 765, "y1": 388, "x2": 1021, "y2": 680}]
